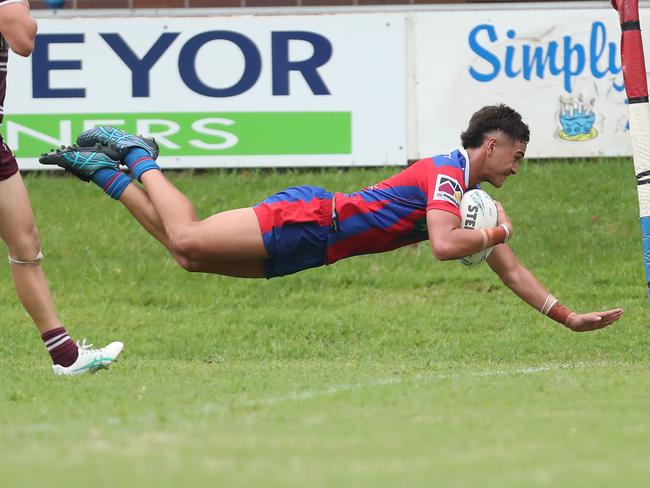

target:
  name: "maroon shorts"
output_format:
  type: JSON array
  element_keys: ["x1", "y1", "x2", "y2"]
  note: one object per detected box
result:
[{"x1": 0, "y1": 136, "x2": 17, "y2": 181}]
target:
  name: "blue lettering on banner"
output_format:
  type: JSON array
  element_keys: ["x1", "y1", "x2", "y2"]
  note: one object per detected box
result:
[
  {"x1": 468, "y1": 21, "x2": 623, "y2": 93},
  {"x1": 179, "y1": 31, "x2": 262, "y2": 98},
  {"x1": 32, "y1": 34, "x2": 85, "y2": 98},
  {"x1": 271, "y1": 31, "x2": 332, "y2": 96},
  {"x1": 30, "y1": 30, "x2": 333, "y2": 99},
  {"x1": 101, "y1": 33, "x2": 180, "y2": 98}
]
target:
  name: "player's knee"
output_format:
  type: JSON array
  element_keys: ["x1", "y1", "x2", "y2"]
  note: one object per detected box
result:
[
  {"x1": 6, "y1": 225, "x2": 41, "y2": 259},
  {"x1": 168, "y1": 228, "x2": 200, "y2": 261},
  {"x1": 174, "y1": 255, "x2": 192, "y2": 271},
  {"x1": 174, "y1": 254, "x2": 202, "y2": 273}
]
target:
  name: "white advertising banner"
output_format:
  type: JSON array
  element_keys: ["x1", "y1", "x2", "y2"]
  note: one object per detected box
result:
[
  {"x1": 411, "y1": 7, "x2": 631, "y2": 159},
  {"x1": 6, "y1": 13, "x2": 407, "y2": 169}
]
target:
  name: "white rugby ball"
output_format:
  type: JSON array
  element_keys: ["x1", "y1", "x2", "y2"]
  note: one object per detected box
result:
[{"x1": 458, "y1": 189, "x2": 498, "y2": 266}]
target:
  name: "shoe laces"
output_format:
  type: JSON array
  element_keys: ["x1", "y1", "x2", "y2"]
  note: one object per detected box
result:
[
  {"x1": 109, "y1": 131, "x2": 133, "y2": 146},
  {"x1": 105, "y1": 129, "x2": 147, "y2": 147},
  {"x1": 66, "y1": 150, "x2": 110, "y2": 165},
  {"x1": 76, "y1": 338, "x2": 99, "y2": 355}
]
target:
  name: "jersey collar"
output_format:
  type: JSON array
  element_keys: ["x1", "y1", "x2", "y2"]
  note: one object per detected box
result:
[{"x1": 455, "y1": 148, "x2": 471, "y2": 188}]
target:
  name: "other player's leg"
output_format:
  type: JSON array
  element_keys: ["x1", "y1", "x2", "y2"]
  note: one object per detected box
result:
[
  {"x1": 0, "y1": 169, "x2": 123, "y2": 375},
  {"x1": 0, "y1": 171, "x2": 59, "y2": 334}
]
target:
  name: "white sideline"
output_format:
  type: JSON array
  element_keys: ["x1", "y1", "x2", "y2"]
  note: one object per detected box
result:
[
  {"x1": 3, "y1": 361, "x2": 614, "y2": 435},
  {"x1": 229, "y1": 361, "x2": 611, "y2": 410}
]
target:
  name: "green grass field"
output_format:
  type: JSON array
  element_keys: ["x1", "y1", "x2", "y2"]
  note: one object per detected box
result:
[{"x1": 1, "y1": 160, "x2": 649, "y2": 487}]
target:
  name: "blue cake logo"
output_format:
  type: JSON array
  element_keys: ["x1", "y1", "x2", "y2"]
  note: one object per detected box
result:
[{"x1": 558, "y1": 96, "x2": 598, "y2": 141}]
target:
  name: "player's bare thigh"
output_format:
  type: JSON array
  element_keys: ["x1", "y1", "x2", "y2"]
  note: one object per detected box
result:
[{"x1": 175, "y1": 207, "x2": 269, "y2": 262}]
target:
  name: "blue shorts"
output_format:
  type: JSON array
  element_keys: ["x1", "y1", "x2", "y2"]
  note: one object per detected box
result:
[{"x1": 253, "y1": 186, "x2": 334, "y2": 278}]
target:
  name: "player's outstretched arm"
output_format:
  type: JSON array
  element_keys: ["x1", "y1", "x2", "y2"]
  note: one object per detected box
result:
[{"x1": 486, "y1": 244, "x2": 624, "y2": 332}]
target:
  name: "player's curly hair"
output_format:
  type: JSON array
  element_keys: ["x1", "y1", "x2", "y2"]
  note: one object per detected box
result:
[{"x1": 460, "y1": 104, "x2": 530, "y2": 149}]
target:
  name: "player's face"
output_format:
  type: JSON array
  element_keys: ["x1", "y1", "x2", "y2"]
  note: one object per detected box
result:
[{"x1": 484, "y1": 134, "x2": 527, "y2": 187}]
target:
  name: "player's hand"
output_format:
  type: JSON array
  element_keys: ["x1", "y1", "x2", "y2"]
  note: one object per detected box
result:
[
  {"x1": 494, "y1": 201, "x2": 513, "y2": 239},
  {"x1": 565, "y1": 308, "x2": 624, "y2": 332}
]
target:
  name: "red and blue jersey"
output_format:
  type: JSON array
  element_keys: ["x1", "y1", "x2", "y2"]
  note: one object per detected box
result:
[
  {"x1": 326, "y1": 149, "x2": 476, "y2": 264},
  {"x1": 254, "y1": 149, "x2": 477, "y2": 278}
]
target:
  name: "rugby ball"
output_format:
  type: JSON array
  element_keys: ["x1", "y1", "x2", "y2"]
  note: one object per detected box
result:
[{"x1": 458, "y1": 189, "x2": 498, "y2": 266}]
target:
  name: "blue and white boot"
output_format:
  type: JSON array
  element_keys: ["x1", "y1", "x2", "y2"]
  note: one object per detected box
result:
[{"x1": 52, "y1": 339, "x2": 124, "y2": 376}]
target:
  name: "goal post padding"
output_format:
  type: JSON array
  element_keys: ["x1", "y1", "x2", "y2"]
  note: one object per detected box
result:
[{"x1": 613, "y1": 0, "x2": 650, "y2": 304}]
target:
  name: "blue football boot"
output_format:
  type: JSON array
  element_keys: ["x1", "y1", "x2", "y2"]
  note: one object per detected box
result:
[
  {"x1": 76, "y1": 126, "x2": 159, "y2": 160},
  {"x1": 39, "y1": 144, "x2": 121, "y2": 182}
]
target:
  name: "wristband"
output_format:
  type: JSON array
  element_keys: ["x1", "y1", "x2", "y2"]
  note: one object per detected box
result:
[
  {"x1": 540, "y1": 294, "x2": 558, "y2": 315},
  {"x1": 483, "y1": 226, "x2": 508, "y2": 248},
  {"x1": 500, "y1": 223, "x2": 511, "y2": 242},
  {"x1": 547, "y1": 301, "x2": 575, "y2": 326},
  {"x1": 479, "y1": 228, "x2": 488, "y2": 248}
]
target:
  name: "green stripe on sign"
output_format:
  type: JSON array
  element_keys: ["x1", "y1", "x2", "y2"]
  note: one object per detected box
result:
[{"x1": 1, "y1": 112, "x2": 352, "y2": 157}]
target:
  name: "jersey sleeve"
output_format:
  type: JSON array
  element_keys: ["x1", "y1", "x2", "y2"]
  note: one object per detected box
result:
[{"x1": 423, "y1": 164, "x2": 466, "y2": 219}]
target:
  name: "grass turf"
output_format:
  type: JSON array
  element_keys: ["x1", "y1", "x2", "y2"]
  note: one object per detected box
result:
[{"x1": 1, "y1": 160, "x2": 648, "y2": 487}]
